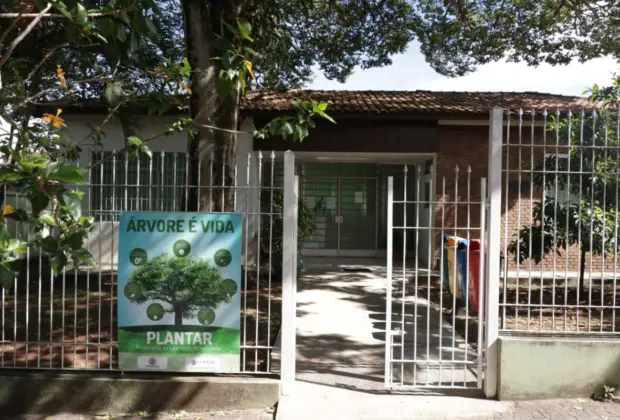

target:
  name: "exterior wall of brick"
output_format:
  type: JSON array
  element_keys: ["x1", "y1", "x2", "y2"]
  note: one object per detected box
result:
[{"x1": 434, "y1": 123, "x2": 620, "y2": 276}]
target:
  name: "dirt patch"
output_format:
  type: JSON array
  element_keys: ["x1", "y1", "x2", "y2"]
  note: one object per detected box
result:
[
  {"x1": 416, "y1": 275, "x2": 620, "y2": 349},
  {"x1": 0, "y1": 269, "x2": 281, "y2": 372}
]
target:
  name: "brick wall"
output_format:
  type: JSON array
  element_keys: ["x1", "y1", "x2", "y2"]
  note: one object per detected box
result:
[{"x1": 434, "y1": 124, "x2": 620, "y2": 276}]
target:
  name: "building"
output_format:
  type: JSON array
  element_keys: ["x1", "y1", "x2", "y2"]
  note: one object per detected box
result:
[{"x1": 64, "y1": 90, "x2": 595, "y2": 275}]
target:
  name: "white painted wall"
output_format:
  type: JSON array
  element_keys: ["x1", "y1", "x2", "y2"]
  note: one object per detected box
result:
[{"x1": 63, "y1": 113, "x2": 255, "y2": 271}]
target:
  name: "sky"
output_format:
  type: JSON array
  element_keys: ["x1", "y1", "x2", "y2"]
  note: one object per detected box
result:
[{"x1": 309, "y1": 42, "x2": 620, "y2": 96}]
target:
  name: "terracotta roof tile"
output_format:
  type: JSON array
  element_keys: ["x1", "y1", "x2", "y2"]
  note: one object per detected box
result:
[{"x1": 243, "y1": 90, "x2": 594, "y2": 115}]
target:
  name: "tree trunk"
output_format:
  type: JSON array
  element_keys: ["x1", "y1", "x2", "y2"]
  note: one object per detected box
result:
[
  {"x1": 181, "y1": 0, "x2": 244, "y2": 213},
  {"x1": 579, "y1": 248, "x2": 586, "y2": 294},
  {"x1": 175, "y1": 309, "x2": 183, "y2": 327}
]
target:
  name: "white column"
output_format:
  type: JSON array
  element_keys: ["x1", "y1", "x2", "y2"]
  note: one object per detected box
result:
[
  {"x1": 280, "y1": 151, "x2": 296, "y2": 395},
  {"x1": 384, "y1": 176, "x2": 394, "y2": 386},
  {"x1": 485, "y1": 106, "x2": 503, "y2": 398}
]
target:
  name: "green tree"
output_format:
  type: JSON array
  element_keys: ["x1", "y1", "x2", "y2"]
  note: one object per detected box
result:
[
  {"x1": 127, "y1": 254, "x2": 232, "y2": 327},
  {"x1": 414, "y1": 1, "x2": 620, "y2": 76},
  {"x1": 0, "y1": 2, "x2": 332, "y2": 278},
  {"x1": 180, "y1": 0, "x2": 418, "y2": 210},
  {"x1": 508, "y1": 77, "x2": 620, "y2": 292}
]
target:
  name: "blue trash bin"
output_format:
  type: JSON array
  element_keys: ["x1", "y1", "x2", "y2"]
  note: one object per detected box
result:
[{"x1": 442, "y1": 235, "x2": 468, "y2": 302}]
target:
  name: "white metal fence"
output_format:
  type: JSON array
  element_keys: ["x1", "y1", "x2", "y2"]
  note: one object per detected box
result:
[
  {"x1": 0, "y1": 149, "x2": 297, "y2": 375},
  {"x1": 496, "y1": 107, "x2": 620, "y2": 335},
  {"x1": 385, "y1": 164, "x2": 487, "y2": 389}
]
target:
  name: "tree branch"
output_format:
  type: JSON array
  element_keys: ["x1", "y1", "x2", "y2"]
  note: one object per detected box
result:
[
  {"x1": 0, "y1": 11, "x2": 23, "y2": 47},
  {"x1": 0, "y1": 7, "x2": 136, "y2": 19},
  {"x1": 0, "y1": 3, "x2": 53, "y2": 69}
]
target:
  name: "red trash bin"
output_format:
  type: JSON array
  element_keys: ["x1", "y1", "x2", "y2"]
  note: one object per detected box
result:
[{"x1": 468, "y1": 240, "x2": 485, "y2": 313}]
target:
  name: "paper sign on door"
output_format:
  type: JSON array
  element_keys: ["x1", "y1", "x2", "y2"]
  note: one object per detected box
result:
[{"x1": 354, "y1": 192, "x2": 364, "y2": 203}]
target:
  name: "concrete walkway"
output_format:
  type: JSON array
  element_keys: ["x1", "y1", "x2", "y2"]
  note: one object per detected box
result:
[{"x1": 277, "y1": 258, "x2": 485, "y2": 419}]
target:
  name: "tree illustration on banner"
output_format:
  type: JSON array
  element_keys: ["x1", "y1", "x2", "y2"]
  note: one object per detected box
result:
[{"x1": 124, "y1": 254, "x2": 236, "y2": 326}]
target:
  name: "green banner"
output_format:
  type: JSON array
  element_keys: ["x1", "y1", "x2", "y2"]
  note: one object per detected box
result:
[{"x1": 117, "y1": 212, "x2": 242, "y2": 372}]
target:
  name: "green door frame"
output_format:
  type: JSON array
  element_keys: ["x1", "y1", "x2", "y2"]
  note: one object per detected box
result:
[{"x1": 302, "y1": 175, "x2": 379, "y2": 257}]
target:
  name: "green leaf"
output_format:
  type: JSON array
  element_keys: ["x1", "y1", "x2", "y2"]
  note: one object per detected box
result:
[
  {"x1": 45, "y1": 162, "x2": 87, "y2": 184},
  {"x1": 64, "y1": 232, "x2": 85, "y2": 250},
  {"x1": 38, "y1": 211, "x2": 56, "y2": 227},
  {"x1": 6, "y1": 239, "x2": 27, "y2": 254},
  {"x1": 0, "y1": 226, "x2": 12, "y2": 243},
  {"x1": 223, "y1": 21, "x2": 241, "y2": 38},
  {"x1": 79, "y1": 216, "x2": 94, "y2": 227},
  {"x1": 317, "y1": 110, "x2": 336, "y2": 124},
  {"x1": 140, "y1": 145, "x2": 153, "y2": 158},
  {"x1": 98, "y1": 18, "x2": 116, "y2": 38},
  {"x1": 29, "y1": 194, "x2": 50, "y2": 217},
  {"x1": 213, "y1": 37, "x2": 234, "y2": 52},
  {"x1": 0, "y1": 168, "x2": 23, "y2": 183},
  {"x1": 116, "y1": 24, "x2": 128, "y2": 42},
  {"x1": 59, "y1": 191, "x2": 83, "y2": 219},
  {"x1": 0, "y1": 268, "x2": 14, "y2": 291},
  {"x1": 76, "y1": 4, "x2": 88, "y2": 26},
  {"x1": 244, "y1": 46, "x2": 260, "y2": 57},
  {"x1": 127, "y1": 136, "x2": 142, "y2": 148},
  {"x1": 52, "y1": 1, "x2": 73, "y2": 20},
  {"x1": 41, "y1": 236, "x2": 59, "y2": 252},
  {"x1": 236, "y1": 20, "x2": 254, "y2": 42},
  {"x1": 144, "y1": 18, "x2": 158, "y2": 36},
  {"x1": 20, "y1": 155, "x2": 49, "y2": 170},
  {"x1": 71, "y1": 248, "x2": 94, "y2": 266},
  {"x1": 49, "y1": 253, "x2": 68, "y2": 276}
]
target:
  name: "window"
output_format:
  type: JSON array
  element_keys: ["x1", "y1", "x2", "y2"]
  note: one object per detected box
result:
[
  {"x1": 544, "y1": 153, "x2": 574, "y2": 204},
  {"x1": 90, "y1": 151, "x2": 187, "y2": 221}
]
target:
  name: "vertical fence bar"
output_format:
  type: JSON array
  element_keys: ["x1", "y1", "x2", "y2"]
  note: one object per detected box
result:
[
  {"x1": 528, "y1": 110, "x2": 535, "y2": 331},
  {"x1": 539, "y1": 111, "x2": 548, "y2": 332},
  {"x1": 413, "y1": 165, "x2": 420, "y2": 386},
  {"x1": 425, "y1": 166, "x2": 433, "y2": 386},
  {"x1": 502, "y1": 110, "x2": 511, "y2": 330},
  {"x1": 588, "y1": 111, "x2": 597, "y2": 331},
  {"x1": 601, "y1": 116, "x2": 609, "y2": 331},
  {"x1": 552, "y1": 109, "x2": 560, "y2": 331},
  {"x1": 110, "y1": 151, "x2": 117, "y2": 367},
  {"x1": 564, "y1": 111, "x2": 573, "y2": 332},
  {"x1": 280, "y1": 150, "x2": 296, "y2": 396},
  {"x1": 384, "y1": 176, "x2": 394, "y2": 387},
  {"x1": 614, "y1": 112, "x2": 620, "y2": 332},
  {"x1": 400, "y1": 164, "x2": 408, "y2": 387},
  {"x1": 242, "y1": 152, "x2": 251, "y2": 370},
  {"x1": 477, "y1": 178, "x2": 487, "y2": 389},
  {"x1": 97, "y1": 155, "x2": 104, "y2": 368},
  {"x1": 451, "y1": 165, "x2": 459, "y2": 387},
  {"x1": 266, "y1": 152, "x2": 275, "y2": 372},
  {"x1": 438, "y1": 176, "x2": 446, "y2": 385},
  {"x1": 515, "y1": 109, "x2": 522, "y2": 330},
  {"x1": 464, "y1": 165, "x2": 471, "y2": 386},
  {"x1": 255, "y1": 152, "x2": 263, "y2": 371},
  {"x1": 576, "y1": 110, "x2": 585, "y2": 331},
  {"x1": 485, "y1": 106, "x2": 503, "y2": 398}
]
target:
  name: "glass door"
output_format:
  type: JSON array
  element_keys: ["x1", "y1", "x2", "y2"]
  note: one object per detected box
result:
[
  {"x1": 302, "y1": 177, "x2": 339, "y2": 255},
  {"x1": 301, "y1": 172, "x2": 378, "y2": 257},
  {"x1": 339, "y1": 178, "x2": 378, "y2": 256}
]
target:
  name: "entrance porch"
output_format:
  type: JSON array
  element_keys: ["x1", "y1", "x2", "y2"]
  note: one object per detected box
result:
[{"x1": 294, "y1": 153, "x2": 436, "y2": 269}]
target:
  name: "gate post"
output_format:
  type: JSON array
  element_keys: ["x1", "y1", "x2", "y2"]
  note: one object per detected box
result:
[
  {"x1": 281, "y1": 151, "x2": 297, "y2": 395},
  {"x1": 384, "y1": 176, "x2": 394, "y2": 386},
  {"x1": 485, "y1": 107, "x2": 503, "y2": 398}
]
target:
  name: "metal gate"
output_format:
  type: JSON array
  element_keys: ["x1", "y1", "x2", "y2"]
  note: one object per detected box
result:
[{"x1": 384, "y1": 164, "x2": 488, "y2": 389}]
